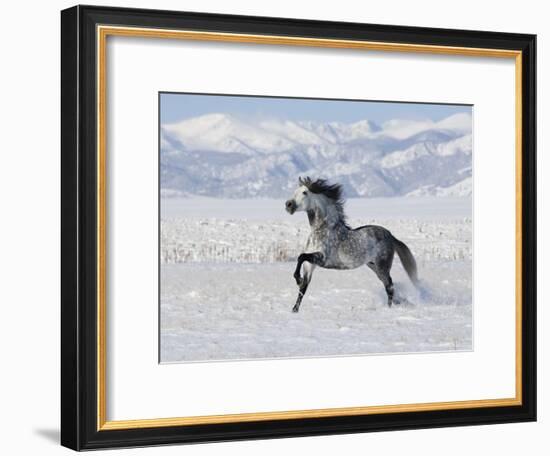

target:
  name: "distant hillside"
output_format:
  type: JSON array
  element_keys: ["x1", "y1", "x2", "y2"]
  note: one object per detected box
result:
[{"x1": 160, "y1": 112, "x2": 472, "y2": 198}]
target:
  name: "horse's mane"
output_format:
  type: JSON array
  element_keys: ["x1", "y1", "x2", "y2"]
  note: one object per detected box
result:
[{"x1": 299, "y1": 177, "x2": 349, "y2": 227}]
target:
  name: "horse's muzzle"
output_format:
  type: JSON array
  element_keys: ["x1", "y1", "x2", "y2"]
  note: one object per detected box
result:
[{"x1": 285, "y1": 200, "x2": 296, "y2": 214}]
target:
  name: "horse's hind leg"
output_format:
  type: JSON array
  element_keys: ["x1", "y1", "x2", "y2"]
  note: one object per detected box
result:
[
  {"x1": 367, "y1": 259, "x2": 397, "y2": 307},
  {"x1": 293, "y1": 263, "x2": 316, "y2": 313}
]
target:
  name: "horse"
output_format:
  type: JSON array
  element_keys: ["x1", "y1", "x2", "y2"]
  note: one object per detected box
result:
[{"x1": 285, "y1": 177, "x2": 419, "y2": 313}]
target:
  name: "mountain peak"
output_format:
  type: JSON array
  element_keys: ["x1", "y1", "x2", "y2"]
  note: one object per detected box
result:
[
  {"x1": 436, "y1": 112, "x2": 472, "y2": 132},
  {"x1": 161, "y1": 111, "x2": 472, "y2": 198},
  {"x1": 350, "y1": 119, "x2": 381, "y2": 132}
]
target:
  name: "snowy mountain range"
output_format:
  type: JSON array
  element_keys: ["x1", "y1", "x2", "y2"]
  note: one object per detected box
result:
[{"x1": 160, "y1": 112, "x2": 472, "y2": 198}]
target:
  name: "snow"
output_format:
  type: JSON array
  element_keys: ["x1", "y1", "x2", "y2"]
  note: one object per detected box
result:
[
  {"x1": 380, "y1": 134, "x2": 471, "y2": 169},
  {"x1": 436, "y1": 112, "x2": 473, "y2": 132},
  {"x1": 378, "y1": 113, "x2": 472, "y2": 140},
  {"x1": 161, "y1": 112, "x2": 472, "y2": 198},
  {"x1": 161, "y1": 195, "x2": 471, "y2": 219},
  {"x1": 378, "y1": 118, "x2": 435, "y2": 140},
  {"x1": 162, "y1": 113, "x2": 299, "y2": 155},
  {"x1": 380, "y1": 142, "x2": 435, "y2": 168},
  {"x1": 405, "y1": 178, "x2": 472, "y2": 197},
  {"x1": 161, "y1": 261, "x2": 471, "y2": 362},
  {"x1": 160, "y1": 197, "x2": 472, "y2": 363}
]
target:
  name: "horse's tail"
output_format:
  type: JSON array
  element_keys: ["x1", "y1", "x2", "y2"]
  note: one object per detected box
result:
[{"x1": 393, "y1": 236, "x2": 419, "y2": 288}]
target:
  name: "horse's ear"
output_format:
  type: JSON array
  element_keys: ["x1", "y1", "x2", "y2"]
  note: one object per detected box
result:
[{"x1": 299, "y1": 176, "x2": 311, "y2": 187}]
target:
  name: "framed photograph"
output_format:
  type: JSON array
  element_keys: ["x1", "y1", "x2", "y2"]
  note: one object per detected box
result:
[{"x1": 61, "y1": 5, "x2": 536, "y2": 451}]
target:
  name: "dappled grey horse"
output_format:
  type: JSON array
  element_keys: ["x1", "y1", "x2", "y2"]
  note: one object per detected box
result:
[{"x1": 285, "y1": 177, "x2": 419, "y2": 312}]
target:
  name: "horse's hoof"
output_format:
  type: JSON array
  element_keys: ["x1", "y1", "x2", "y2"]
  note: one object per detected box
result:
[{"x1": 292, "y1": 305, "x2": 300, "y2": 313}]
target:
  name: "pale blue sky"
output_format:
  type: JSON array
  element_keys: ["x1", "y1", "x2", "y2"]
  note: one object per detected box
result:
[{"x1": 160, "y1": 92, "x2": 471, "y2": 125}]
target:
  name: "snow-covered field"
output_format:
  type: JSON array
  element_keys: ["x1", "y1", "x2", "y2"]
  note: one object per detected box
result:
[{"x1": 160, "y1": 197, "x2": 472, "y2": 363}]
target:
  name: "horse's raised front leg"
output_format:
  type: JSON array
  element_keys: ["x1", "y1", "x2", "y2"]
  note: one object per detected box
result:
[
  {"x1": 293, "y1": 252, "x2": 325, "y2": 286},
  {"x1": 292, "y1": 263, "x2": 316, "y2": 313}
]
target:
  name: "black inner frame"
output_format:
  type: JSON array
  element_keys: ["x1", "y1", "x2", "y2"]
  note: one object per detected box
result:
[{"x1": 61, "y1": 5, "x2": 536, "y2": 451}]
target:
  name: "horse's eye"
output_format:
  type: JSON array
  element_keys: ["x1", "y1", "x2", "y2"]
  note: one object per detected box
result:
[{"x1": 302, "y1": 191, "x2": 308, "y2": 195}]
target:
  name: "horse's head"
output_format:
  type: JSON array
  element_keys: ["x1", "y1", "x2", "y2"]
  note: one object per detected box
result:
[{"x1": 285, "y1": 177, "x2": 316, "y2": 215}]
